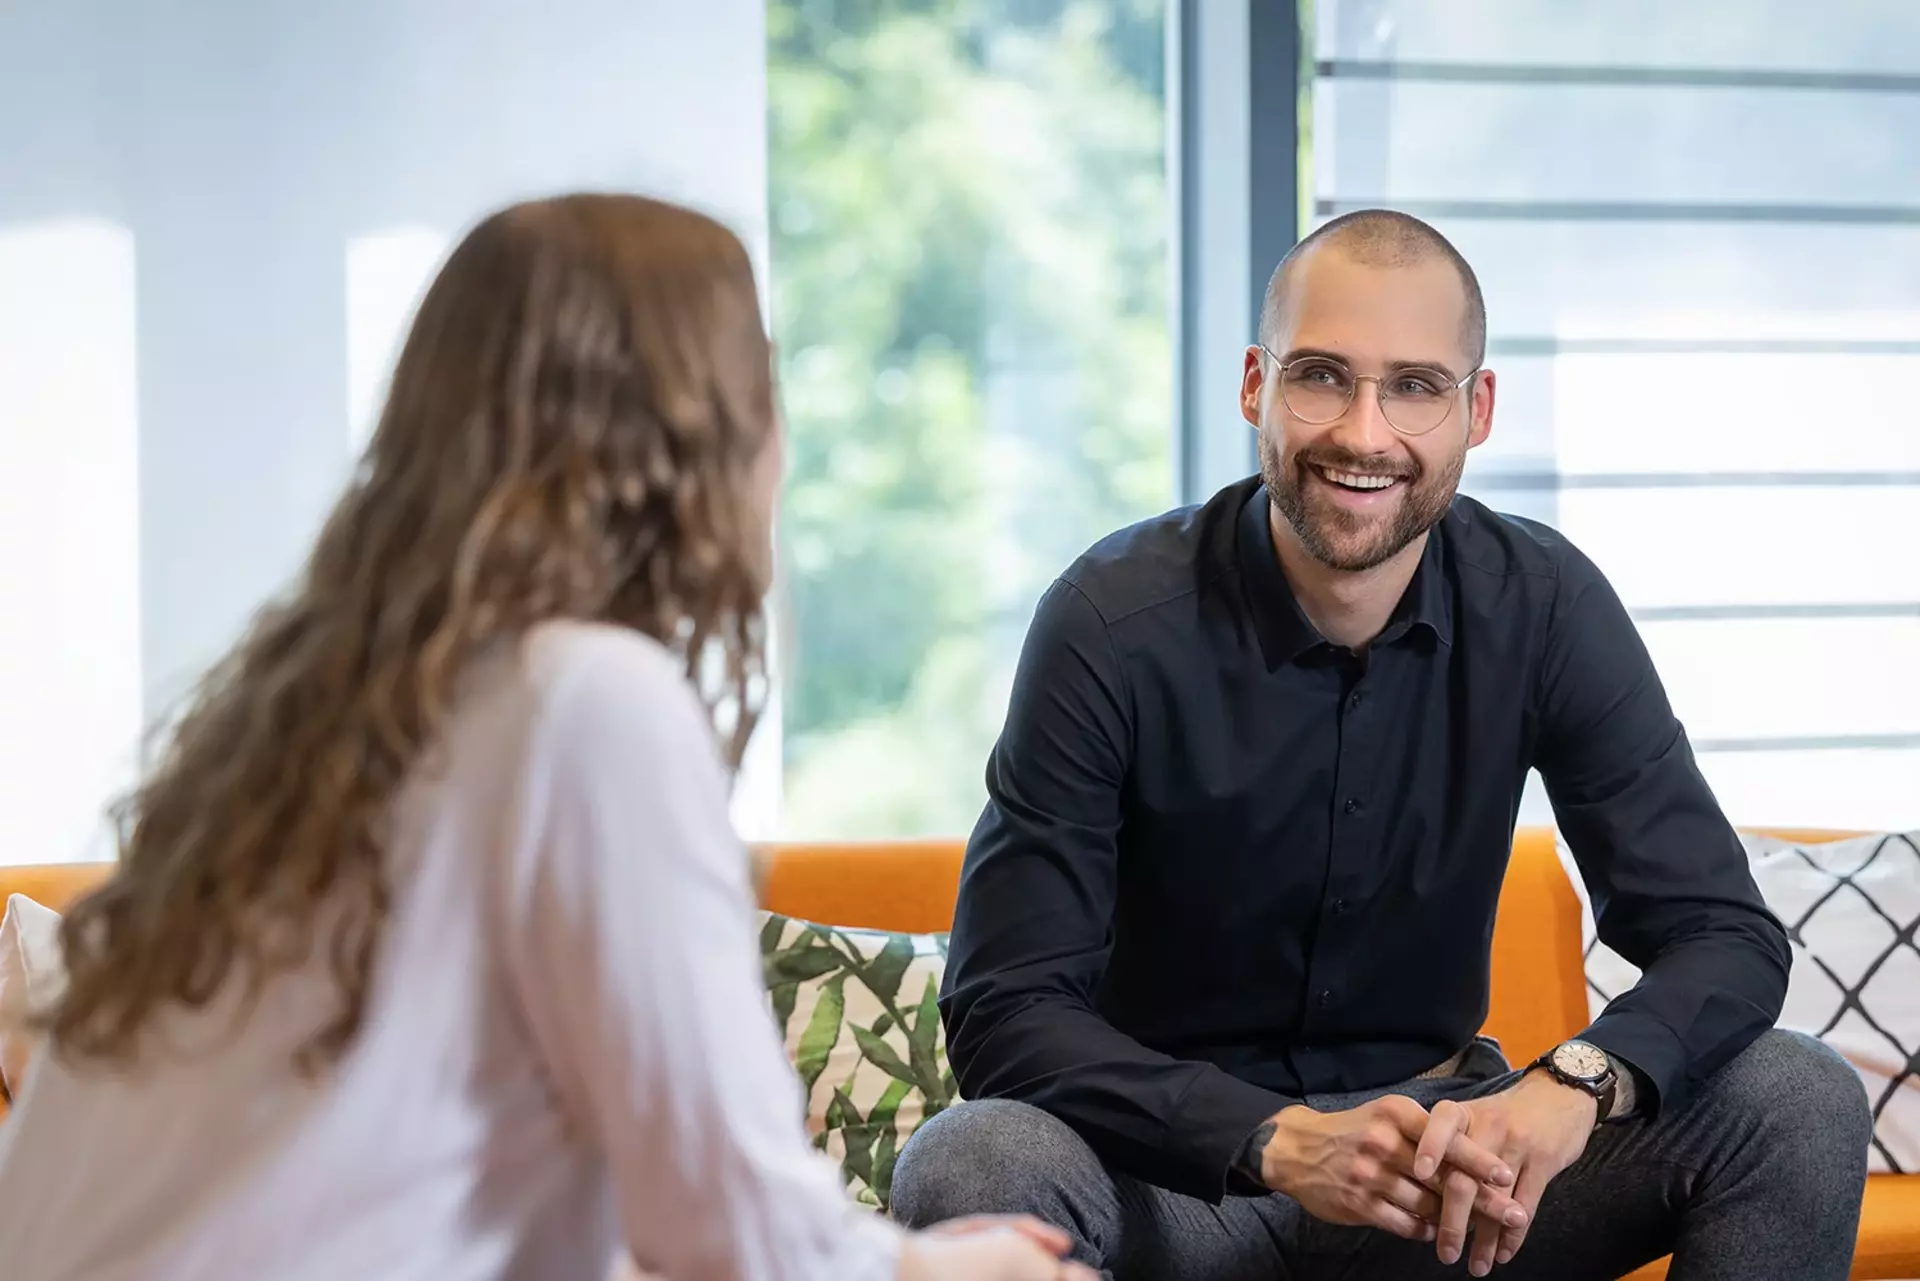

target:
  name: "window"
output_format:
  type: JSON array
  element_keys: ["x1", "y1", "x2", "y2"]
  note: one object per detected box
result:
[
  {"x1": 1310, "y1": 0, "x2": 1920, "y2": 829},
  {"x1": 768, "y1": 0, "x2": 1175, "y2": 837}
]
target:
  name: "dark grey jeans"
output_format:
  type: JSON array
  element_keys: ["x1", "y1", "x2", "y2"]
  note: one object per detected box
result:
[{"x1": 891, "y1": 1030, "x2": 1871, "y2": 1281}]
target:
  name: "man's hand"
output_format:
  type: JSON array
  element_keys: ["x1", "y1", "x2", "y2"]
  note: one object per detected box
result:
[
  {"x1": 1258, "y1": 1095, "x2": 1530, "y2": 1245},
  {"x1": 1414, "y1": 1072, "x2": 1597, "y2": 1275}
]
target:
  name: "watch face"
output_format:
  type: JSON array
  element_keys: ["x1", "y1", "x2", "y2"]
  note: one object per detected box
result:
[{"x1": 1552, "y1": 1040, "x2": 1610, "y2": 1082}]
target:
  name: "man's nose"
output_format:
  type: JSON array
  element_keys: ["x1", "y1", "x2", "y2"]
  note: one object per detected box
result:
[{"x1": 1325, "y1": 375, "x2": 1397, "y2": 454}]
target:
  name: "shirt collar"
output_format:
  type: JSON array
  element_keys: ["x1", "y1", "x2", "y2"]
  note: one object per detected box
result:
[{"x1": 1235, "y1": 485, "x2": 1455, "y2": 670}]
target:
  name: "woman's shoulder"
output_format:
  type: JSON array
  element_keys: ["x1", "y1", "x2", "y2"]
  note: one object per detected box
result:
[
  {"x1": 511, "y1": 621, "x2": 713, "y2": 762},
  {"x1": 520, "y1": 620, "x2": 696, "y2": 705},
  {"x1": 499, "y1": 622, "x2": 740, "y2": 885}
]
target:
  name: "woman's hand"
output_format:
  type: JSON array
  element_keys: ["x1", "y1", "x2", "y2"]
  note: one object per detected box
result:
[{"x1": 899, "y1": 1215, "x2": 1099, "y2": 1281}]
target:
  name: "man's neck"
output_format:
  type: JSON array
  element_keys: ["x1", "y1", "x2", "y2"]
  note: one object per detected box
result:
[{"x1": 1268, "y1": 507, "x2": 1427, "y2": 651}]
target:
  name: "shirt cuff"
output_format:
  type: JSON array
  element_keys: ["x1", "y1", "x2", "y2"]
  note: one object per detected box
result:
[
  {"x1": 1581, "y1": 1010, "x2": 1689, "y2": 1116},
  {"x1": 1604, "y1": 1053, "x2": 1640, "y2": 1119},
  {"x1": 1169, "y1": 1064, "x2": 1298, "y2": 1203},
  {"x1": 1225, "y1": 1118, "x2": 1276, "y2": 1196}
]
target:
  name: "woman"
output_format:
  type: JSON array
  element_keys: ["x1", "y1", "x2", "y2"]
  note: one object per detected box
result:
[{"x1": 0, "y1": 195, "x2": 1090, "y2": 1281}]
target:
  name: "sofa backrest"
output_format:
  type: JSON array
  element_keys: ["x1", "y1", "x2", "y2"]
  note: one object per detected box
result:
[
  {"x1": 751, "y1": 826, "x2": 1854, "y2": 1066},
  {"x1": 0, "y1": 863, "x2": 110, "y2": 915},
  {"x1": 1488, "y1": 828, "x2": 1587, "y2": 1063},
  {"x1": 756, "y1": 828, "x2": 1594, "y2": 1064},
  {"x1": 0, "y1": 825, "x2": 1853, "y2": 1081}
]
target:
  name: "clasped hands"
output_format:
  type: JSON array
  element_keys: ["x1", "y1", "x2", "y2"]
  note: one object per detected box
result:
[{"x1": 1258, "y1": 1070, "x2": 1598, "y2": 1275}]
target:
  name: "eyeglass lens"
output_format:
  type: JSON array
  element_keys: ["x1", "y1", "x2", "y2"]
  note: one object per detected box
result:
[{"x1": 1279, "y1": 357, "x2": 1458, "y2": 436}]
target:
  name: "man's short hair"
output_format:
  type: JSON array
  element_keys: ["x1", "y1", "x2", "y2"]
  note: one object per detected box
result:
[{"x1": 1258, "y1": 209, "x2": 1487, "y2": 369}]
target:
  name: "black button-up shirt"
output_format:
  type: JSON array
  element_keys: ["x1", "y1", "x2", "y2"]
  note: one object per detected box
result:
[{"x1": 941, "y1": 476, "x2": 1789, "y2": 1202}]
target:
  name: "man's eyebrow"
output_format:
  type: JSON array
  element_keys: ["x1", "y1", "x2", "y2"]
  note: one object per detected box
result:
[{"x1": 1278, "y1": 346, "x2": 1464, "y2": 381}]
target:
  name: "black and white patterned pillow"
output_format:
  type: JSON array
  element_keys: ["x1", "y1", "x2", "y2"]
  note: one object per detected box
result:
[{"x1": 1557, "y1": 829, "x2": 1920, "y2": 1174}]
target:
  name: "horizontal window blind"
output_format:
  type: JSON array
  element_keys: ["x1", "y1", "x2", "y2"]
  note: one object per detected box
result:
[{"x1": 1313, "y1": 0, "x2": 1920, "y2": 828}]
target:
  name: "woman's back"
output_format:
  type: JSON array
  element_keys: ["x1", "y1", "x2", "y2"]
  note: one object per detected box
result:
[
  {"x1": 0, "y1": 622, "x2": 895, "y2": 1281},
  {"x1": 0, "y1": 193, "x2": 1084, "y2": 1281}
]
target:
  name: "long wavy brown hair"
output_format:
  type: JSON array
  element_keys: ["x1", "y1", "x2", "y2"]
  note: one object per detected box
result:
[{"x1": 42, "y1": 193, "x2": 775, "y2": 1070}]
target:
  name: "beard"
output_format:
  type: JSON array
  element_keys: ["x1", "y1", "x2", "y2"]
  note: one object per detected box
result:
[{"x1": 1259, "y1": 430, "x2": 1465, "y2": 573}]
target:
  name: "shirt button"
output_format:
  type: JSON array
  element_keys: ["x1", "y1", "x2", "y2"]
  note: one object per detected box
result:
[
  {"x1": 1317, "y1": 989, "x2": 1334, "y2": 1008},
  {"x1": 1343, "y1": 797, "x2": 1362, "y2": 815},
  {"x1": 1332, "y1": 898, "x2": 1349, "y2": 915},
  {"x1": 1348, "y1": 691, "x2": 1363, "y2": 710}
]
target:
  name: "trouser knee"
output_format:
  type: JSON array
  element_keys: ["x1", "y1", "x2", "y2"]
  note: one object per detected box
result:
[{"x1": 889, "y1": 1098, "x2": 1107, "y2": 1228}]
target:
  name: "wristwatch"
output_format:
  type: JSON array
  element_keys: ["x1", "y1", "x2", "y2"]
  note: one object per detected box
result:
[{"x1": 1532, "y1": 1039, "x2": 1618, "y2": 1124}]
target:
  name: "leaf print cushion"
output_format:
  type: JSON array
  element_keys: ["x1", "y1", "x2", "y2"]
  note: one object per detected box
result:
[{"x1": 760, "y1": 913, "x2": 957, "y2": 1210}]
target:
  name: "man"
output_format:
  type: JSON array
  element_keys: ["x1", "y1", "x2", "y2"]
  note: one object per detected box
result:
[{"x1": 889, "y1": 210, "x2": 1871, "y2": 1280}]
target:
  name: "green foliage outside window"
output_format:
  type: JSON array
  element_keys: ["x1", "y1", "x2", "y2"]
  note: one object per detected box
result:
[{"x1": 768, "y1": 0, "x2": 1173, "y2": 836}]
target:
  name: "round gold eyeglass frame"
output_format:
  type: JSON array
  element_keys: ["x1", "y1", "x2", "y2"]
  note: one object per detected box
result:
[{"x1": 1257, "y1": 343, "x2": 1481, "y2": 438}]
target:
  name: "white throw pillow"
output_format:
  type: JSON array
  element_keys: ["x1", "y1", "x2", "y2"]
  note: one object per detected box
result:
[
  {"x1": 0, "y1": 893, "x2": 66, "y2": 1099},
  {"x1": 1556, "y1": 829, "x2": 1920, "y2": 1174}
]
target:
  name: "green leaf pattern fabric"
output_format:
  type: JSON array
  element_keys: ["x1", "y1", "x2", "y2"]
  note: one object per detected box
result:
[{"x1": 759, "y1": 913, "x2": 955, "y2": 1210}]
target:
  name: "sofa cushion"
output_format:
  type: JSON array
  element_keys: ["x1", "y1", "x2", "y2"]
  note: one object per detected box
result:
[
  {"x1": 1561, "y1": 830, "x2": 1920, "y2": 1174},
  {"x1": 759, "y1": 913, "x2": 954, "y2": 1210},
  {"x1": 0, "y1": 893, "x2": 65, "y2": 1101}
]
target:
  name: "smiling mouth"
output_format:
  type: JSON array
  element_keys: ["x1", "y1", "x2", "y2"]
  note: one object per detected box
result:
[{"x1": 1312, "y1": 464, "x2": 1404, "y2": 493}]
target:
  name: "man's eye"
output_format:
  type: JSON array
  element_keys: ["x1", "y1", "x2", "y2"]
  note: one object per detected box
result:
[{"x1": 1292, "y1": 361, "x2": 1349, "y2": 387}]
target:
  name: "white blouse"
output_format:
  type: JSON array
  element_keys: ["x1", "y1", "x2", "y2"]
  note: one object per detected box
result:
[{"x1": 0, "y1": 621, "x2": 900, "y2": 1281}]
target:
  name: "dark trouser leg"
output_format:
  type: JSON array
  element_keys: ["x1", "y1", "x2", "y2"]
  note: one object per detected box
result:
[
  {"x1": 890, "y1": 1097, "x2": 1325, "y2": 1281},
  {"x1": 1319, "y1": 1030, "x2": 1873, "y2": 1281}
]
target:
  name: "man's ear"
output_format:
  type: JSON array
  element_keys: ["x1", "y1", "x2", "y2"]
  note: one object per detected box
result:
[
  {"x1": 1466, "y1": 368, "x2": 1498, "y2": 450},
  {"x1": 1240, "y1": 346, "x2": 1266, "y2": 426}
]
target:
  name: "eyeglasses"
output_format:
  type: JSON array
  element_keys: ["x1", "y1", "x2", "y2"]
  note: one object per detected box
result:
[{"x1": 1258, "y1": 345, "x2": 1480, "y2": 437}]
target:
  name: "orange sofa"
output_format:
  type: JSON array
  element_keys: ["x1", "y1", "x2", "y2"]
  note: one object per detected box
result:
[
  {"x1": 4, "y1": 828, "x2": 1915, "y2": 1278},
  {"x1": 764, "y1": 827, "x2": 1920, "y2": 1280}
]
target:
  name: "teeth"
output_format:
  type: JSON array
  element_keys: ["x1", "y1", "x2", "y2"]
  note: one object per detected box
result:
[{"x1": 1316, "y1": 466, "x2": 1397, "y2": 491}]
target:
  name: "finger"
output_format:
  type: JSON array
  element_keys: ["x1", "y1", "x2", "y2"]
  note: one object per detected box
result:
[
  {"x1": 1469, "y1": 1203, "x2": 1504, "y2": 1277},
  {"x1": 1060, "y1": 1265, "x2": 1102, "y2": 1281},
  {"x1": 1368, "y1": 1198, "x2": 1439, "y2": 1245},
  {"x1": 1474, "y1": 1178, "x2": 1531, "y2": 1234},
  {"x1": 927, "y1": 1215, "x2": 1069, "y2": 1253},
  {"x1": 1359, "y1": 1118, "x2": 1426, "y2": 1186},
  {"x1": 1378, "y1": 1174, "x2": 1443, "y2": 1222},
  {"x1": 1463, "y1": 1148, "x2": 1523, "y2": 1277},
  {"x1": 1497, "y1": 1160, "x2": 1555, "y2": 1264},
  {"x1": 1414, "y1": 1099, "x2": 1467, "y2": 1182},
  {"x1": 1368, "y1": 1110, "x2": 1507, "y2": 1202},
  {"x1": 1374, "y1": 1093, "x2": 1434, "y2": 1143},
  {"x1": 1004, "y1": 1217, "x2": 1072, "y2": 1255},
  {"x1": 1435, "y1": 1165, "x2": 1480, "y2": 1266},
  {"x1": 1443, "y1": 1129, "x2": 1512, "y2": 1190}
]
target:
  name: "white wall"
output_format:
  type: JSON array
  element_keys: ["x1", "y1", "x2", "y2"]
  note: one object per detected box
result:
[{"x1": 0, "y1": 0, "x2": 775, "y2": 863}]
